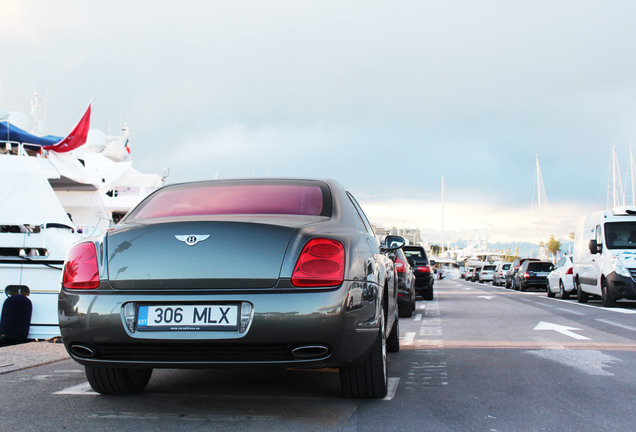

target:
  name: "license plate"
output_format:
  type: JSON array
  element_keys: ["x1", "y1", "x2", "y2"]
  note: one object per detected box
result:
[{"x1": 136, "y1": 304, "x2": 239, "y2": 331}]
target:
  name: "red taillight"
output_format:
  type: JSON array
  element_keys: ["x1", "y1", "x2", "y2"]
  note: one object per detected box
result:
[
  {"x1": 523, "y1": 272, "x2": 530, "y2": 279},
  {"x1": 566, "y1": 267, "x2": 573, "y2": 275},
  {"x1": 63, "y1": 242, "x2": 99, "y2": 289},
  {"x1": 291, "y1": 238, "x2": 344, "y2": 287},
  {"x1": 395, "y1": 257, "x2": 406, "y2": 274},
  {"x1": 417, "y1": 265, "x2": 431, "y2": 273}
]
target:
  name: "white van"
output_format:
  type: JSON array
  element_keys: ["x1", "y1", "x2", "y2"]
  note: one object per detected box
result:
[{"x1": 573, "y1": 207, "x2": 636, "y2": 306}]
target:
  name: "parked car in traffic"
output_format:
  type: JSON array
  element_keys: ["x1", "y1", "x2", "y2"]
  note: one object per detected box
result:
[
  {"x1": 472, "y1": 266, "x2": 482, "y2": 282},
  {"x1": 513, "y1": 260, "x2": 554, "y2": 291},
  {"x1": 506, "y1": 258, "x2": 540, "y2": 289},
  {"x1": 403, "y1": 245, "x2": 434, "y2": 300},
  {"x1": 393, "y1": 247, "x2": 416, "y2": 317},
  {"x1": 478, "y1": 264, "x2": 497, "y2": 283},
  {"x1": 493, "y1": 262, "x2": 511, "y2": 286},
  {"x1": 573, "y1": 207, "x2": 636, "y2": 306},
  {"x1": 58, "y1": 178, "x2": 404, "y2": 399},
  {"x1": 547, "y1": 255, "x2": 575, "y2": 298},
  {"x1": 465, "y1": 267, "x2": 475, "y2": 281}
]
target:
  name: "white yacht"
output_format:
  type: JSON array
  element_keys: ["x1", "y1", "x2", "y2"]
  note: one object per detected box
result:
[{"x1": 0, "y1": 100, "x2": 162, "y2": 340}]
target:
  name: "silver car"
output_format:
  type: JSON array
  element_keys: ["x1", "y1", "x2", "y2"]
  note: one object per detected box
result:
[{"x1": 58, "y1": 178, "x2": 403, "y2": 398}]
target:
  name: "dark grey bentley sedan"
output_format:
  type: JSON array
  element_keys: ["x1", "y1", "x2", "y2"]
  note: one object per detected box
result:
[{"x1": 59, "y1": 178, "x2": 404, "y2": 398}]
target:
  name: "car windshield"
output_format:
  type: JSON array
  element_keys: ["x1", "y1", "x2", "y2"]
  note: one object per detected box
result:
[
  {"x1": 127, "y1": 180, "x2": 331, "y2": 220},
  {"x1": 605, "y1": 222, "x2": 636, "y2": 249},
  {"x1": 483, "y1": 265, "x2": 496, "y2": 270}
]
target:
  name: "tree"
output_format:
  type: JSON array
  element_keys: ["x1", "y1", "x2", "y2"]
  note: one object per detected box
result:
[{"x1": 546, "y1": 235, "x2": 561, "y2": 262}]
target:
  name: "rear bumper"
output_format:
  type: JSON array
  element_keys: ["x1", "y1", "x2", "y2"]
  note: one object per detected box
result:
[
  {"x1": 519, "y1": 278, "x2": 548, "y2": 290},
  {"x1": 59, "y1": 280, "x2": 382, "y2": 369}
]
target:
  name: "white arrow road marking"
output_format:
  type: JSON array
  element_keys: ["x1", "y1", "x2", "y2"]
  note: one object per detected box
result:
[
  {"x1": 533, "y1": 321, "x2": 590, "y2": 340},
  {"x1": 477, "y1": 296, "x2": 494, "y2": 300}
]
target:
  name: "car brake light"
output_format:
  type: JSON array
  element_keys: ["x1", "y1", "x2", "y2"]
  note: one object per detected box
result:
[
  {"x1": 63, "y1": 242, "x2": 99, "y2": 289},
  {"x1": 291, "y1": 238, "x2": 345, "y2": 287},
  {"x1": 417, "y1": 266, "x2": 431, "y2": 273},
  {"x1": 566, "y1": 267, "x2": 573, "y2": 275},
  {"x1": 394, "y1": 257, "x2": 406, "y2": 273},
  {"x1": 524, "y1": 272, "x2": 530, "y2": 279}
]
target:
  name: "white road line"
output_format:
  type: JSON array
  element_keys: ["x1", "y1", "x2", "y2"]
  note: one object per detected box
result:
[
  {"x1": 542, "y1": 296, "x2": 636, "y2": 314},
  {"x1": 54, "y1": 382, "x2": 97, "y2": 395},
  {"x1": 401, "y1": 332, "x2": 416, "y2": 345},
  {"x1": 382, "y1": 377, "x2": 400, "y2": 401},
  {"x1": 556, "y1": 307, "x2": 585, "y2": 316},
  {"x1": 596, "y1": 319, "x2": 636, "y2": 332},
  {"x1": 54, "y1": 378, "x2": 402, "y2": 400},
  {"x1": 414, "y1": 314, "x2": 422, "y2": 322}
]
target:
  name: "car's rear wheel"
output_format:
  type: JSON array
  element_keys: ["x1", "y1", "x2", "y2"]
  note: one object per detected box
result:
[
  {"x1": 576, "y1": 279, "x2": 588, "y2": 303},
  {"x1": 559, "y1": 281, "x2": 569, "y2": 300},
  {"x1": 422, "y1": 287, "x2": 434, "y2": 301},
  {"x1": 398, "y1": 301, "x2": 412, "y2": 318},
  {"x1": 387, "y1": 316, "x2": 400, "y2": 353},
  {"x1": 85, "y1": 365, "x2": 152, "y2": 395},
  {"x1": 340, "y1": 318, "x2": 388, "y2": 399},
  {"x1": 546, "y1": 280, "x2": 555, "y2": 297}
]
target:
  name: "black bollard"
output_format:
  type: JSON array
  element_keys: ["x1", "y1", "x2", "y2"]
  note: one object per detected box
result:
[{"x1": 0, "y1": 294, "x2": 33, "y2": 346}]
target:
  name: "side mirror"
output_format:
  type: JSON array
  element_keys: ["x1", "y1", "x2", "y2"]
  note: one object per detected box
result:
[
  {"x1": 382, "y1": 235, "x2": 405, "y2": 251},
  {"x1": 407, "y1": 258, "x2": 416, "y2": 267},
  {"x1": 588, "y1": 240, "x2": 600, "y2": 255},
  {"x1": 430, "y1": 260, "x2": 436, "y2": 266}
]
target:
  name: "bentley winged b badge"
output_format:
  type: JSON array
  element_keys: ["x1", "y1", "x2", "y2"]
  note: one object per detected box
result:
[{"x1": 175, "y1": 235, "x2": 210, "y2": 246}]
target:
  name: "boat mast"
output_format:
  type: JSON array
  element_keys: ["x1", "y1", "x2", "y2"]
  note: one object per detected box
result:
[
  {"x1": 608, "y1": 144, "x2": 625, "y2": 209},
  {"x1": 441, "y1": 175, "x2": 445, "y2": 256},
  {"x1": 534, "y1": 151, "x2": 549, "y2": 258},
  {"x1": 630, "y1": 143, "x2": 635, "y2": 206}
]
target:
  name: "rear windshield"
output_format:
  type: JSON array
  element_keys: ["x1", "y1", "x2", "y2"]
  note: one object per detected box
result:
[
  {"x1": 126, "y1": 180, "x2": 332, "y2": 220},
  {"x1": 502, "y1": 263, "x2": 511, "y2": 270},
  {"x1": 605, "y1": 222, "x2": 636, "y2": 249},
  {"x1": 404, "y1": 248, "x2": 426, "y2": 260},
  {"x1": 483, "y1": 265, "x2": 496, "y2": 270},
  {"x1": 527, "y1": 262, "x2": 553, "y2": 272}
]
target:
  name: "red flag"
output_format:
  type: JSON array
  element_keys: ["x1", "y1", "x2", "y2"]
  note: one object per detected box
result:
[{"x1": 43, "y1": 104, "x2": 91, "y2": 153}]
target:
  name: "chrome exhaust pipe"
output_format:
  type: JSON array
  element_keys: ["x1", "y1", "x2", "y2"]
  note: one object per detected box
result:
[
  {"x1": 70, "y1": 344, "x2": 98, "y2": 358},
  {"x1": 291, "y1": 345, "x2": 330, "y2": 359}
]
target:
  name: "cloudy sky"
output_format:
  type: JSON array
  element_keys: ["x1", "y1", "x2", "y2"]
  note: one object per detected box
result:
[{"x1": 2, "y1": 1, "x2": 636, "y2": 245}]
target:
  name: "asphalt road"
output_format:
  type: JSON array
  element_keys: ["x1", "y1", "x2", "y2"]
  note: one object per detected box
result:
[{"x1": 1, "y1": 277, "x2": 635, "y2": 432}]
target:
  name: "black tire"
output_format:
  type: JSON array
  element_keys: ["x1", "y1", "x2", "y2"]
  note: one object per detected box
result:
[
  {"x1": 576, "y1": 279, "x2": 588, "y2": 303},
  {"x1": 85, "y1": 365, "x2": 152, "y2": 395},
  {"x1": 340, "y1": 326, "x2": 388, "y2": 399},
  {"x1": 505, "y1": 279, "x2": 511, "y2": 289},
  {"x1": 411, "y1": 292, "x2": 416, "y2": 311},
  {"x1": 398, "y1": 302, "x2": 413, "y2": 318},
  {"x1": 423, "y1": 287, "x2": 434, "y2": 301},
  {"x1": 387, "y1": 316, "x2": 400, "y2": 353},
  {"x1": 546, "y1": 280, "x2": 555, "y2": 297},
  {"x1": 601, "y1": 280, "x2": 616, "y2": 307},
  {"x1": 559, "y1": 281, "x2": 569, "y2": 300}
]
